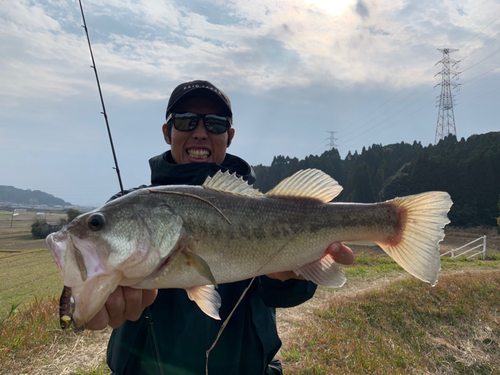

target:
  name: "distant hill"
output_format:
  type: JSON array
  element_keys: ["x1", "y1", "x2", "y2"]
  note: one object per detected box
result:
[{"x1": 0, "y1": 186, "x2": 72, "y2": 207}]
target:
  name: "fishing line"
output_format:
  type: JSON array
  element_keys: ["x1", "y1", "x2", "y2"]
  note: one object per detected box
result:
[
  {"x1": 205, "y1": 277, "x2": 256, "y2": 375},
  {"x1": 205, "y1": 227, "x2": 306, "y2": 375},
  {"x1": 147, "y1": 189, "x2": 232, "y2": 224},
  {"x1": 78, "y1": 0, "x2": 124, "y2": 195}
]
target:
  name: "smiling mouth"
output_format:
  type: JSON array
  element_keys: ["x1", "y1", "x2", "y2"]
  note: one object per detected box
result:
[{"x1": 187, "y1": 148, "x2": 210, "y2": 160}]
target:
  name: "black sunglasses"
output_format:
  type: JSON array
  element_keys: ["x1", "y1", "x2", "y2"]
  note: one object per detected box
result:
[{"x1": 166, "y1": 112, "x2": 231, "y2": 134}]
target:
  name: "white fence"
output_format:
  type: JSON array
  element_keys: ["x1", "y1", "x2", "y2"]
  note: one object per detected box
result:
[{"x1": 441, "y1": 235, "x2": 486, "y2": 260}]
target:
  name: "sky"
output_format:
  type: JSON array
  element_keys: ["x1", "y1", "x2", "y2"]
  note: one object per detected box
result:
[{"x1": 1, "y1": 0, "x2": 499, "y2": 207}]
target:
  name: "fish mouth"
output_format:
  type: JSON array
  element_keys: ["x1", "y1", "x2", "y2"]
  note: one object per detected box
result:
[
  {"x1": 47, "y1": 230, "x2": 122, "y2": 330},
  {"x1": 57, "y1": 274, "x2": 122, "y2": 330},
  {"x1": 46, "y1": 231, "x2": 67, "y2": 273}
]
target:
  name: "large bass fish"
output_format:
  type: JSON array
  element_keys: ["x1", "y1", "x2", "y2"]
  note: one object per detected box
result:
[{"x1": 47, "y1": 169, "x2": 452, "y2": 329}]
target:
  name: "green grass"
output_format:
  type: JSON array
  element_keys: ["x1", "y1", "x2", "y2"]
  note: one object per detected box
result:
[
  {"x1": 282, "y1": 271, "x2": 500, "y2": 374},
  {"x1": 0, "y1": 249, "x2": 63, "y2": 317},
  {"x1": 342, "y1": 252, "x2": 500, "y2": 279},
  {"x1": 0, "y1": 210, "x2": 66, "y2": 317},
  {"x1": 72, "y1": 360, "x2": 111, "y2": 375}
]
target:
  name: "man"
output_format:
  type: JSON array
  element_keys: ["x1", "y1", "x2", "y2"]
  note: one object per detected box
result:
[{"x1": 88, "y1": 80, "x2": 354, "y2": 374}]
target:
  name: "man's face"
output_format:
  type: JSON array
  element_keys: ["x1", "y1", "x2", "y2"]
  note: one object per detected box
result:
[{"x1": 163, "y1": 96, "x2": 235, "y2": 165}]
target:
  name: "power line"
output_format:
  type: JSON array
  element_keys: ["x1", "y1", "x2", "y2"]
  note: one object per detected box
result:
[
  {"x1": 458, "y1": 12, "x2": 500, "y2": 58},
  {"x1": 339, "y1": 71, "x2": 437, "y2": 140},
  {"x1": 340, "y1": 98, "x2": 436, "y2": 153},
  {"x1": 460, "y1": 30, "x2": 500, "y2": 62},
  {"x1": 461, "y1": 45, "x2": 500, "y2": 73},
  {"x1": 338, "y1": 85, "x2": 435, "y2": 146}
]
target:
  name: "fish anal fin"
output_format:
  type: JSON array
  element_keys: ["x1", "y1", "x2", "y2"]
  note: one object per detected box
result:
[
  {"x1": 265, "y1": 169, "x2": 343, "y2": 203},
  {"x1": 182, "y1": 249, "x2": 218, "y2": 288},
  {"x1": 185, "y1": 285, "x2": 222, "y2": 320},
  {"x1": 377, "y1": 191, "x2": 452, "y2": 286},
  {"x1": 294, "y1": 253, "x2": 346, "y2": 288},
  {"x1": 203, "y1": 170, "x2": 263, "y2": 197}
]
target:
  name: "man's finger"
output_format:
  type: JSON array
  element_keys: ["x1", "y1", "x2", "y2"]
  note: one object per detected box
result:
[
  {"x1": 122, "y1": 287, "x2": 146, "y2": 322},
  {"x1": 106, "y1": 287, "x2": 127, "y2": 328},
  {"x1": 142, "y1": 289, "x2": 158, "y2": 310},
  {"x1": 86, "y1": 306, "x2": 110, "y2": 331}
]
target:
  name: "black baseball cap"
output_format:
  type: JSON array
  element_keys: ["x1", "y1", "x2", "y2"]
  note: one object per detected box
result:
[{"x1": 166, "y1": 80, "x2": 232, "y2": 119}]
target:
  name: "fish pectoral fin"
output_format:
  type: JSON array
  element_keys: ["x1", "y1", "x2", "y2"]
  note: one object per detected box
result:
[
  {"x1": 185, "y1": 285, "x2": 222, "y2": 320},
  {"x1": 182, "y1": 249, "x2": 218, "y2": 288},
  {"x1": 265, "y1": 169, "x2": 343, "y2": 203},
  {"x1": 294, "y1": 254, "x2": 346, "y2": 288}
]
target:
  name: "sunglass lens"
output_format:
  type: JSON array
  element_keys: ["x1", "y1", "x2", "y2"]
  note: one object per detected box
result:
[
  {"x1": 204, "y1": 115, "x2": 229, "y2": 134},
  {"x1": 174, "y1": 113, "x2": 198, "y2": 131}
]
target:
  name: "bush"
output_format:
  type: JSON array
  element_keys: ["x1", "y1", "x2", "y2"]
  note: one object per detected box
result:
[
  {"x1": 66, "y1": 208, "x2": 81, "y2": 223},
  {"x1": 31, "y1": 219, "x2": 61, "y2": 239}
]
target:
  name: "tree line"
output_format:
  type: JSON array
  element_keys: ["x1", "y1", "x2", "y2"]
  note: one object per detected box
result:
[{"x1": 252, "y1": 131, "x2": 500, "y2": 228}]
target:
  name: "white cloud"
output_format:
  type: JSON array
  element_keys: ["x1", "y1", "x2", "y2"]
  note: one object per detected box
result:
[{"x1": 3, "y1": 0, "x2": 499, "y2": 103}]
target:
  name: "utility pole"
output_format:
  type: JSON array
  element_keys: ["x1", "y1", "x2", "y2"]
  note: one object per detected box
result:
[
  {"x1": 326, "y1": 131, "x2": 337, "y2": 150},
  {"x1": 435, "y1": 48, "x2": 461, "y2": 144},
  {"x1": 10, "y1": 213, "x2": 19, "y2": 228}
]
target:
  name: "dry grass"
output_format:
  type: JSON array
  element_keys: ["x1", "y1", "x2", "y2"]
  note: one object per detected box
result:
[
  {"x1": 0, "y1": 297, "x2": 111, "y2": 375},
  {"x1": 280, "y1": 270, "x2": 500, "y2": 375}
]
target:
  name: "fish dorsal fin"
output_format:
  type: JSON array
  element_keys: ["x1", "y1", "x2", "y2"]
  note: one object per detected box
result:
[
  {"x1": 265, "y1": 169, "x2": 343, "y2": 203},
  {"x1": 203, "y1": 170, "x2": 263, "y2": 197}
]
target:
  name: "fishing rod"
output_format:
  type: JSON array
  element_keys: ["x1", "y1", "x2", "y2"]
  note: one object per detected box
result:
[
  {"x1": 72, "y1": 5, "x2": 164, "y2": 372},
  {"x1": 59, "y1": 2, "x2": 128, "y2": 331},
  {"x1": 78, "y1": 0, "x2": 124, "y2": 195}
]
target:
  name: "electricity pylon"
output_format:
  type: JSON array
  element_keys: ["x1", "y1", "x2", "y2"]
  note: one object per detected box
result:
[
  {"x1": 326, "y1": 131, "x2": 337, "y2": 150},
  {"x1": 435, "y1": 48, "x2": 461, "y2": 144}
]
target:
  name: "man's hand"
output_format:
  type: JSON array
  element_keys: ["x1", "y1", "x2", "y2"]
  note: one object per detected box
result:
[
  {"x1": 266, "y1": 242, "x2": 354, "y2": 281},
  {"x1": 86, "y1": 287, "x2": 158, "y2": 330}
]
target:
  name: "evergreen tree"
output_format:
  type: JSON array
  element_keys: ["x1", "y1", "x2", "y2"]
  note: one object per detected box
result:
[{"x1": 344, "y1": 162, "x2": 374, "y2": 203}]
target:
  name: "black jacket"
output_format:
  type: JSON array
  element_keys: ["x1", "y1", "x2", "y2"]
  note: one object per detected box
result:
[{"x1": 107, "y1": 151, "x2": 317, "y2": 375}]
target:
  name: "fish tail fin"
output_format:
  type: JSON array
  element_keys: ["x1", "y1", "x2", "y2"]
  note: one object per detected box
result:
[{"x1": 377, "y1": 191, "x2": 452, "y2": 286}]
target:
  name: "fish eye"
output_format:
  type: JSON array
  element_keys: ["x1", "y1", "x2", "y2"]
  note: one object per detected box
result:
[{"x1": 87, "y1": 213, "x2": 106, "y2": 231}]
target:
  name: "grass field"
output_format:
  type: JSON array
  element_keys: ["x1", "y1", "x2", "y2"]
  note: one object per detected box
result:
[
  {"x1": 281, "y1": 270, "x2": 500, "y2": 375},
  {"x1": 0, "y1": 211, "x2": 66, "y2": 317},
  {"x1": 0, "y1": 210, "x2": 499, "y2": 374}
]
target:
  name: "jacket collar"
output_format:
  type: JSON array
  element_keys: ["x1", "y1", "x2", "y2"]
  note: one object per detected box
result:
[{"x1": 149, "y1": 151, "x2": 257, "y2": 186}]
